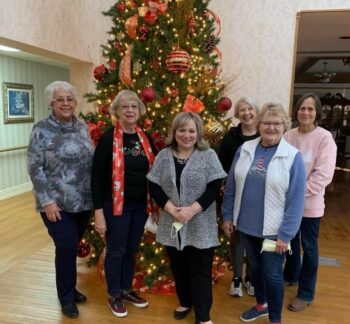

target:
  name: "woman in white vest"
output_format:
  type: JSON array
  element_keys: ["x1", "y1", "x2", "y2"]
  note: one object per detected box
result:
[
  {"x1": 147, "y1": 112, "x2": 226, "y2": 324},
  {"x1": 221, "y1": 103, "x2": 306, "y2": 324}
]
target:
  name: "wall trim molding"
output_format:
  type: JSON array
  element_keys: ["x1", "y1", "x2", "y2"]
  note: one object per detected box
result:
[{"x1": 0, "y1": 182, "x2": 32, "y2": 201}]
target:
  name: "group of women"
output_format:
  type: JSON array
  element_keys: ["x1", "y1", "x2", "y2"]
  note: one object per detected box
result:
[{"x1": 27, "y1": 81, "x2": 336, "y2": 324}]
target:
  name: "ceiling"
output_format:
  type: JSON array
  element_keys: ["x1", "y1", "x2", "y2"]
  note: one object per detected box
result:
[
  {"x1": 0, "y1": 45, "x2": 69, "y2": 69},
  {"x1": 295, "y1": 10, "x2": 350, "y2": 84}
]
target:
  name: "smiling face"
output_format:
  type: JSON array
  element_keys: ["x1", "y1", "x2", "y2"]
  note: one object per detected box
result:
[
  {"x1": 50, "y1": 90, "x2": 77, "y2": 122},
  {"x1": 237, "y1": 102, "x2": 257, "y2": 127},
  {"x1": 259, "y1": 112, "x2": 285, "y2": 147},
  {"x1": 117, "y1": 96, "x2": 140, "y2": 128},
  {"x1": 297, "y1": 97, "x2": 317, "y2": 129},
  {"x1": 175, "y1": 119, "x2": 198, "y2": 152}
]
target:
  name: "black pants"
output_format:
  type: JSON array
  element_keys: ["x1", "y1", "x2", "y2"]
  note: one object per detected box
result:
[
  {"x1": 166, "y1": 245, "x2": 214, "y2": 322},
  {"x1": 41, "y1": 210, "x2": 91, "y2": 305}
]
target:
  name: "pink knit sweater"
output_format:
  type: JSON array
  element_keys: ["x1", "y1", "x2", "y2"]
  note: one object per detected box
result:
[{"x1": 284, "y1": 126, "x2": 337, "y2": 217}]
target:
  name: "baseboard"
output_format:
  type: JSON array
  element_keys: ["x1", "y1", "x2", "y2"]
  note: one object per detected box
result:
[{"x1": 0, "y1": 182, "x2": 32, "y2": 200}]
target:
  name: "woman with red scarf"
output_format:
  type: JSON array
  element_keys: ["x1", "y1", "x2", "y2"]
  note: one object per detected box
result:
[{"x1": 91, "y1": 90, "x2": 156, "y2": 318}]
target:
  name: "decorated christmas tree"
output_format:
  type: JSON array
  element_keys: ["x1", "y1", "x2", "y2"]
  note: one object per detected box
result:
[{"x1": 81, "y1": 0, "x2": 231, "y2": 292}]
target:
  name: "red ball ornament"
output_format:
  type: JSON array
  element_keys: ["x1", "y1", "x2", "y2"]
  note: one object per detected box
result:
[
  {"x1": 114, "y1": 42, "x2": 123, "y2": 52},
  {"x1": 166, "y1": 48, "x2": 191, "y2": 74},
  {"x1": 187, "y1": 15, "x2": 196, "y2": 35},
  {"x1": 117, "y1": 2, "x2": 126, "y2": 12},
  {"x1": 140, "y1": 87, "x2": 156, "y2": 103},
  {"x1": 143, "y1": 118, "x2": 153, "y2": 129},
  {"x1": 216, "y1": 97, "x2": 232, "y2": 112},
  {"x1": 77, "y1": 240, "x2": 91, "y2": 258},
  {"x1": 93, "y1": 64, "x2": 108, "y2": 81}
]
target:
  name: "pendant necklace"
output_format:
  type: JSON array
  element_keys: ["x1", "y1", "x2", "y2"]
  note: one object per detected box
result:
[{"x1": 176, "y1": 157, "x2": 189, "y2": 164}]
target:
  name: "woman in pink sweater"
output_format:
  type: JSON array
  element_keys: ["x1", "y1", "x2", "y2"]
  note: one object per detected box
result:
[{"x1": 283, "y1": 93, "x2": 337, "y2": 312}]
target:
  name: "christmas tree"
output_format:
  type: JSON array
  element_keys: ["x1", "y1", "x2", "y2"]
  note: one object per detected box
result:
[{"x1": 81, "y1": 0, "x2": 231, "y2": 292}]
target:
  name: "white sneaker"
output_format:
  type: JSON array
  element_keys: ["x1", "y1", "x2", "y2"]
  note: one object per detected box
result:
[
  {"x1": 244, "y1": 280, "x2": 255, "y2": 296},
  {"x1": 228, "y1": 278, "x2": 243, "y2": 297}
]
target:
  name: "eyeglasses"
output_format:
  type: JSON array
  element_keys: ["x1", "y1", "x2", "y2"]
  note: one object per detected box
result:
[
  {"x1": 53, "y1": 97, "x2": 75, "y2": 104},
  {"x1": 260, "y1": 121, "x2": 284, "y2": 128},
  {"x1": 120, "y1": 104, "x2": 138, "y2": 110}
]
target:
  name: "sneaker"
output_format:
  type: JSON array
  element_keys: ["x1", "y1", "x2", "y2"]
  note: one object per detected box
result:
[
  {"x1": 107, "y1": 297, "x2": 128, "y2": 317},
  {"x1": 122, "y1": 291, "x2": 148, "y2": 308},
  {"x1": 244, "y1": 280, "x2": 255, "y2": 296},
  {"x1": 240, "y1": 305, "x2": 268, "y2": 322},
  {"x1": 228, "y1": 277, "x2": 243, "y2": 297}
]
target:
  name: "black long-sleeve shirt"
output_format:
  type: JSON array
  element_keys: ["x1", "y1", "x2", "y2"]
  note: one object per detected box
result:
[
  {"x1": 91, "y1": 127, "x2": 157, "y2": 209},
  {"x1": 149, "y1": 157, "x2": 222, "y2": 211}
]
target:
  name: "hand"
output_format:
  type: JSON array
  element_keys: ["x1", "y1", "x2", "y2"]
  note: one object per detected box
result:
[
  {"x1": 223, "y1": 220, "x2": 233, "y2": 238},
  {"x1": 176, "y1": 202, "x2": 202, "y2": 224},
  {"x1": 94, "y1": 209, "x2": 107, "y2": 237},
  {"x1": 44, "y1": 202, "x2": 61, "y2": 222},
  {"x1": 276, "y1": 238, "x2": 289, "y2": 254}
]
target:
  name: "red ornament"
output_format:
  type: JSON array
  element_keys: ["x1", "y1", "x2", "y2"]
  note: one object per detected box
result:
[
  {"x1": 87, "y1": 122, "x2": 102, "y2": 145},
  {"x1": 150, "y1": 60, "x2": 160, "y2": 71},
  {"x1": 160, "y1": 96, "x2": 170, "y2": 105},
  {"x1": 139, "y1": 23, "x2": 149, "y2": 35},
  {"x1": 97, "y1": 120, "x2": 106, "y2": 128},
  {"x1": 140, "y1": 87, "x2": 156, "y2": 103},
  {"x1": 187, "y1": 15, "x2": 196, "y2": 35},
  {"x1": 143, "y1": 118, "x2": 153, "y2": 129},
  {"x1": 98, "y1": 105, "x2": 109, "y2": 115},
  {"x1": 93, "y1": 64, "x2": 108, "y2": 81},
  {"x1": 117, "y1": 2, "x2": 126, "y2": 12},
  {"x1": 169, "y1": 87, "x2": 179, "y2": 98},
  {"x1": 144, "y1": 10, "x2": 157, "y2": 25},
  {"x1": 216, "y1": 97, "x2": 232, "y2": 112},
  {"x1": 108, "y1": 59, "x2": 117, "y2": 70},
  {"x1": 114, "y1": 42, "x2": 123, "y2": 52},
  {"x1": 166, "y1": 48, "x2": 191, "y2": 74},
  {"x1": 150, "y1": 131, "x2": 166, "y2": 151},
  {"x1": 139, "y1": 34, "x2": 147, "y2": 42},
  {"x1": 77, "y1": 240, "x2": 91, "y2": 258}
]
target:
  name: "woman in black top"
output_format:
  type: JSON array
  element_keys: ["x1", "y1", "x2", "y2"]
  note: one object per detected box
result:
[
  {"x1": 91, "y1": 90, "x2": 156, "y2": 318},
  {"x1": 218, "y1": 97, "x2": 260, "y2": 297}
]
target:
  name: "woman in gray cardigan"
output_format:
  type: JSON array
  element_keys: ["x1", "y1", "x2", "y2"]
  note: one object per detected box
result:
[{"x1": 147, "y1": 112, "x2": 226, "y2": 324}]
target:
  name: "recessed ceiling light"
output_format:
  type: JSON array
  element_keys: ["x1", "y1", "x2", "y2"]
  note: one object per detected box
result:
[
  {"x1": 0, "y1": 45, "x2": 20, "y2": 52},
  {"x1": 339, "y1": 36, "x2": 350, "y2": 39}
]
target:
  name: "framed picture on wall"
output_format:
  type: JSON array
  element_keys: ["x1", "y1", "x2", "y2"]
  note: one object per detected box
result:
[{"x1": 2, "y1": 82, "x2": 34, "y2": 124}]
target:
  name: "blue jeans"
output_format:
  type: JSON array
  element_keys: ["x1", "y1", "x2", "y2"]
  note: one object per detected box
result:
[
  {"x1": 284, "y1": 217, "x2": 321, "y2": 302},
  {"x1": 41, "y1": 210, "x2": 91, "y2": 305},
  {"x1": 103, "y1": 201, "x2": 148, "y2": 297},
  {"x1": 241, "y1": 233, "x2": 285, "y2": 323}
]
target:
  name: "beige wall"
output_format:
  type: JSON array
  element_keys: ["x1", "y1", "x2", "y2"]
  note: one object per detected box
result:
[
  {"x1": 0, "y1": 0, "x2": 115, "y2": 112},
  {"x1": 215, "y1": 0, "x2": 350, "y2": 115}
]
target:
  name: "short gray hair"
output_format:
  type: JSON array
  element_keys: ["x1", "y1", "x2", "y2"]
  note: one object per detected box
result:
[
  {"x1": 109, "y1": 90, "x2": 146, "y2": 117},
  {"x1": 234, "y1": 97, "x2": 260, "y2": 118},
  {"x1": 166, "y1": 112, "x2": 209, "y2": 150},
  {"x1": 45, "y1": 81, "x2": 78, "y2": 107},
  {"x1": 256, "y1": 102, "x2": 291, "y2": 131}
]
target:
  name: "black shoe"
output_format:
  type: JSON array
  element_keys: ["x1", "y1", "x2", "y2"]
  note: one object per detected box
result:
[
  {"x1": 62, "y1": 303, "x2": 79, "y2": 318},
  {"x1": 74, "y1": 289, "x2": 87, "y2": 303},
  {"x1": 174, "y1": 307, "x2": 191, "y2": 320}
]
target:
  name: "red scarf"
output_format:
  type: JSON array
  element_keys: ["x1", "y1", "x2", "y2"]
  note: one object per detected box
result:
[{"x1": 112, "y1": 121, "x2": 155, "y2": 216}]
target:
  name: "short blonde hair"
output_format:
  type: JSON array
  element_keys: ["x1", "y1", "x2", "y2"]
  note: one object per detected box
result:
[
  {"x1": 109, "y1": 90, "x2": 146, "y2": 117},
  {"x1": 234, "y1": 97, "x2": 260, "y2": 118},
  {"x1": 166, "y1": 112, "x2": 209, "y2": 150},
  {"x1": 45, "y1": 81, "x2": 78, "y2": 107},
  {"x1": 256, "y1": 102, "x2": 291, "y2": 131}
]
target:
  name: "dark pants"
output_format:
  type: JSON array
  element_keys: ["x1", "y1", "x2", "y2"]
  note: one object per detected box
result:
[
  {"x1": 104, "y1": 202, "x2": 148, "y2": 297},
  {"x1": 166, "y1": 246, "x2": 214, "y2": 322},
  {"x1": 230, "y1": 230, "x2": 251, "y2": 279},
  {"x1": 40, "y1": 210, "x2": 91, "y2": 305},
  {"x1": 241, "y1": 233, "x2": 285, "y2": 323},
  {"x1": 284, "y1": 217, "x2": 321, "y2": 302}
]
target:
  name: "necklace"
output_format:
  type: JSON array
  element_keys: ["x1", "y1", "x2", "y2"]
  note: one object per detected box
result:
[{"x1": 176, "y1": 157, "x2": 189, "y2": 164}]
